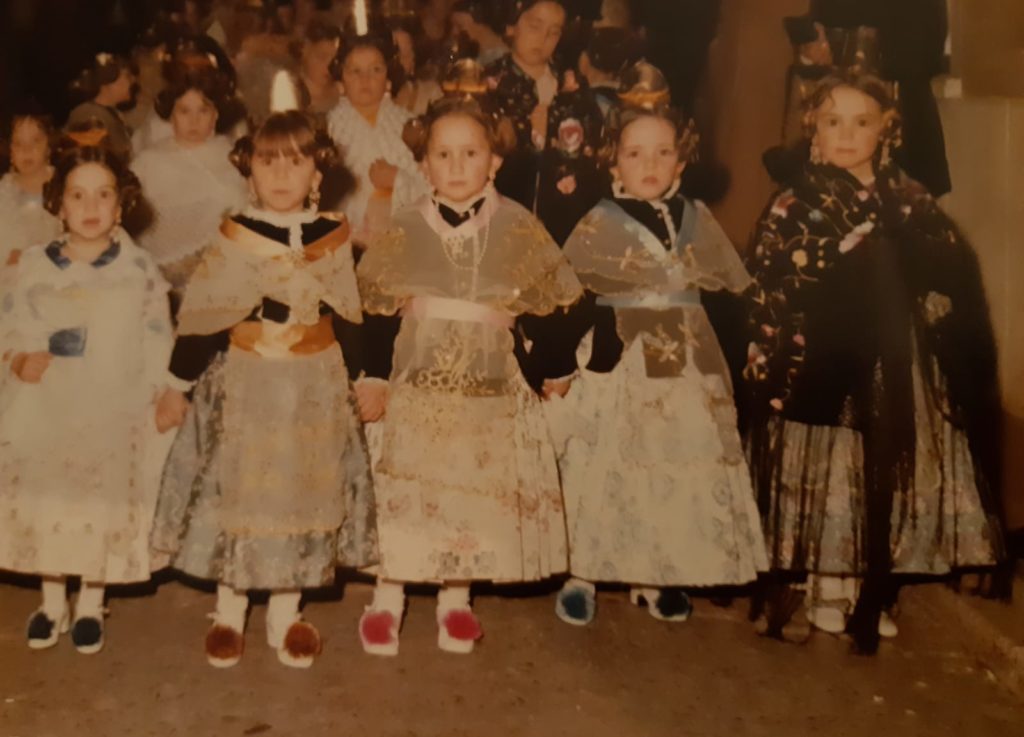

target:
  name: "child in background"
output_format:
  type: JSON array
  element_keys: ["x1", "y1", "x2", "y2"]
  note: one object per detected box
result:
[
  {"x1": 0, "y1": 113, "x2": 62, "y2": 269},
  {"x1": 326, "y1": 28, "x2": 428, "y2": 247},
  {"x1": 355, "y1": 72, "x2": 581, "y2": 656},
  {"x1": 550, "y1": 63, "x2": 766, "y2": 625},
  {"x1": 66, "y1": 54, "x2": 138, "y2": 161},
  {"x1": 0, "y1": 133, "x2": 178, "y2": 654}
]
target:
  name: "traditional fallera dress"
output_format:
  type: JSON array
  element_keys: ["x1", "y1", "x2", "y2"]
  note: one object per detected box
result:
[
  {"x1": 132, "y1": 136, "x2": 249, "y2": 292},
  {"x1": 151, "y1": 209, "x2": 377, "y2": 590},
  {"x1": 357, "y1": 188, "x2": 582, "y2": 583},
  {"x1": 744, "y1": 162, "x2": 1004, "y2": 644},
  {"x1": 551, "y1": 194, "x2": 768, "y2": 587},
  {"x1": 0, "y1": 233, "x2": 175, "y2": 583},
  {"x1": 326, "y1": 95, "x2": 428, "y2": 246}
]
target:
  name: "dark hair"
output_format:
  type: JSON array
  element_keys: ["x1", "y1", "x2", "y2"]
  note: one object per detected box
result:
[
  {"x1": 403, "y1": 96, "x2": 517, "y2": 162},
  {"x1": 507, "y1": 0, "x2": 567, "y2": 28},
  {"x1": 583, "y1": 27, "x2": 634, "y2": 75},
  {"x1": 0, "y1": 112, "x2": 56, "y2": 174},
  {"x1": 44, "y1": 123, "x2": 153, "y2": 236},
  {"x1": 154, "y1": 68, "x2": 246, "y2": 134},
  {"x1": 68, "y1": 53, "x2": 137, "y2": 106},
  {"x1": 330, "y1": 31, "x2": 406, "y2": 91},
  {"x1": 230, "y1": 111, "x2": 355, "y2": 209},
  {"x1": 802, "y1": 72, "x2": 900, "y2": 141},
  {"x1": 163, "y1": 35, "x2": 237, "y2": 88},
  {"x1": 600, "y1": 105, "x2": 700, "y2": 169}
]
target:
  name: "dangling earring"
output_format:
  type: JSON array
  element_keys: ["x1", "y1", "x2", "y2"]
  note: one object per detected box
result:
[
  {"x1": 308, "y1": 188, "x2": 321, "y2": 212},
  {"x1": 879, "y1": 138, "x2": 892, "y2": 168},
  {"x1": 810, "y1": 138, "x2": 823, "y2": 165}
]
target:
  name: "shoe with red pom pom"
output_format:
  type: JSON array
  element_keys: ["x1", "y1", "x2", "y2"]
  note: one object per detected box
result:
[
  {"x1": 359, "y1": 608, "x2": 400, "y2": 657},
  {"x1": 437, "y1": 607, "x2": 483, "y2": 654}
]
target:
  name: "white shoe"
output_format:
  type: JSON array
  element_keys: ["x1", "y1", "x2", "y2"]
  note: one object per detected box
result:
[
  {"x1": 806, "y1": 606, "x2": 847, "y2": 634},
  {"x1": 878, "y1": 611, "x2": 899, "y2": 639},
  {"x1": 26, "y1": 609, "x2": 70, "y2": 650},
  {"x1": 436, "y1": 607, "x2": 483, "y2": 654}
]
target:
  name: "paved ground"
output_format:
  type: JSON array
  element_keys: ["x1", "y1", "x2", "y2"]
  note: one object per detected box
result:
[{"x1": 0, "y1": 575, "x2": 1021, "y2": 737}]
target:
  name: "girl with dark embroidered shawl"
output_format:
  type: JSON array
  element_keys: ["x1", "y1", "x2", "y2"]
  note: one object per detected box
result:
[{"x1": 744, "y1": 73, "x2": 1005, "y2": 654}]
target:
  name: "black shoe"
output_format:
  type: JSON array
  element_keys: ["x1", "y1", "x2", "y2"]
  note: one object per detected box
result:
[
  {"x1": 71, "y1": 616, "x2": 104, "y2": 654},
  {"x1": 27, "y1": 609, "x2": 68, "y2": 650},
  {"x1": 653, "y1": 589, "x2": 693, "y2": 622}
]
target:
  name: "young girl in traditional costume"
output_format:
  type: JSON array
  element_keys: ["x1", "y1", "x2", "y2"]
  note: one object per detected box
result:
[
  {"x1": 150, "y1": 103, "x2": 377, "y2": 669},
  {"x1": 0, "y1": 133, "x2": 178, "y2": 654},
  {"x1": 744, "y1": 73, "x2": 1005, "y2": 654},
  {"x1": 550, "y1": 63, "x2": 767, "y2": 626},
  {"x1": 0, "y1": 113, "x2": 62, "y2": 269},
  {"x1": 326, "y1": 27, "x2": 427, "y2": 247},
  {"x1": 133, "y1": 66, "x2": 248, "y2": 295},
  {"x1": 354, "y1": 69, "x2": 582, "y2": 656}
]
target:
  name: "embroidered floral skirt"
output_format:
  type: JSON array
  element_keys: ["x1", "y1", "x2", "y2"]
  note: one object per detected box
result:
[
  {"x1": 151, "y1": 346, "x2": 377, "y2": 590},
  {"x1": 546, "y1": 339, "x2": 768, "y2": 587},
  {"x1": 0, "y1": 360, "x2": 172, "y2": 584},
  {"x1": 372, "y1": 376, "x2": 568, "y2": 583},
  {"x1": 753, "y1": 360, "x2": 999, "y2": 576}
]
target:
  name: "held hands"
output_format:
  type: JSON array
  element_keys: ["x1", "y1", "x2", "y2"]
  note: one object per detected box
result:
[
  {"x1": 155, "y1": 388, "x2": 189, "y2": 434},
  {"x1": 541, "y1": 378, "x2": 571, "y2": 401},
  {"x1": 355, "y1": 380, "x2": 389, "y2": 423},
  {"x1": 369, "y1": 159, "x2": 399, "y2": 191},
  {"x1": 10, "y1": 352, "x2": 52, "y2": 383}
]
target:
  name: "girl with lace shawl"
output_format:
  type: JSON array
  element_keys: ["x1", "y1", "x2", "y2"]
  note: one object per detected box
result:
[
  {"x1": 0, "y1": 135, "x2": 178, "y2": 655},
  {"x1": 354, "y1": 92, "x2": 582, "y2": 657},
  {"x1": 133, "y1": 66, "x2": 249, "y2": 295},
  {"x1": 150, "y1": 110, "x2": 377, "y2": 670},
  {"x1": 326, "y1": 27, "x2": 429, "y2": 248},
  {"x1": 548, "y1": 68, "x2": 767, "y2": 627},
  {"x1": 0, "y1": 113, "x2": 62, "y2": 272},
  {"x1": 744, "y1": 73, "x2": 1005, "y2": 654}
]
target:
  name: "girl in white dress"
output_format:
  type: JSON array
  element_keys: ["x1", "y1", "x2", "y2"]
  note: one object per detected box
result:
[
  {"x1": 355, "y1": 87, "x2": 581, "y2": 657},
  {"x1": 0, "y1": 114, "x2": 61, "y2": 269},
  {"x1": 133, "y1": 67, "x2": 249, "y2": 294},
  {"x1": 326, "y1": 30, "x2": 428, "y2": 247},
  {"x1": 0, "y1": 135, "x2": 179, "y2": 654},
  {"x1": 550, "y1": 64, "x2": 767, "y2": 625}
]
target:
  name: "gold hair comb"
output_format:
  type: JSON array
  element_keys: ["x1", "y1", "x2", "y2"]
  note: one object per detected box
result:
[{"x1": 68, "y1": 128, "x2": 110, "y2": 148}]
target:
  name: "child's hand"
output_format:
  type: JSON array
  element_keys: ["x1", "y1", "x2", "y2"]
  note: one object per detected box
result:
[
  {"x1": 355, "y1": 380, "x2": 389, "y2": 423},
  {"x1": 10, "y1": 352, "x2": 52, "y2": 383},
  {"x1": 530, "y1": 104, "x2": 549, "y2": 148},
  {"x1": 369, "y1": 159, "x2": 398, "y2": 190},
  {"x1": 155, "y1": 388, "x2": 189, "y2": 433},
  {"x1": 541, "y1": 378, "x2": 571, "y2": 401}
]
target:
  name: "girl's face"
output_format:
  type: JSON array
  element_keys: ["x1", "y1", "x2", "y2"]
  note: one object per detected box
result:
[
  {"x1": 249, "y1": 142, "x2": 323, "y2": 213},
  {"x1": 813, "y1": 86, "x2": 888, "y2": 175},
  {"x1": 60, "y1": 162, "x2": 122, "y2": 242},
  {"x1": 422, "y1": 114, "x2": 501, "y2": 204},
  {"x1": 613, "y1": 116, "x2": 684, "y2": 201},
  {"x1": 10, "y1": 118, "x2": 50, "y2": 177},
  {"x1": 341, "y1": 46, "x2": 389, "y2": 109},
  {"x1": 171, "y1": 89, "x2": 218, "y2": 147},
  {"x1": 509, "y1": 2, "x2": 565, "y2": 70},
  {"x1": 302, "y1": 39, "x2": 338, "y2": 86}
]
